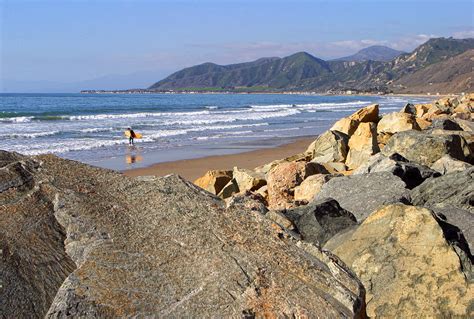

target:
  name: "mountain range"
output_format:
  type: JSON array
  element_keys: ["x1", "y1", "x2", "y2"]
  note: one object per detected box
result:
[{"x1": 149, "y1": 38, "x2": 474, "y2": 94}]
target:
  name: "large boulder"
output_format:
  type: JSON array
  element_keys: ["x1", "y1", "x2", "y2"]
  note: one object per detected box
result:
[
  {"x1": 411, "y1": 167, "x2": 473, "y2": 211},
  {"x1": 193, "y1": 170, "x2": 232, "y2": 195},
  {"x1": 293, "y1": 174, "x2": 335, "y2": 202},
  {"x1": 1, "y1": 152, "x2": 367, "y2": 318},
  {"x1": 267, "y1": 162, "x2": 327, "y2": 209},
  {"x1": 411, "y1": 168, "x2": 474, "y2": 252},
  {"x1": 353, "y1": 153, "x2": 440, "y2": 189},
  {"x1": 330, "y1": 117, "x2": 359, "y2": 136},
  {"x1": 349, "y1": 103, "x2": 379, "y2": 123},
  {"x1": 346, "y1": 122, "x2": 380, "y2": 170},
  {"x1": 314, "y1": 172, "x2": 410, "y2": 222},
  {"x1": 333, "y1": 204, "x2": 473, "y2": 318},
  {"x1": 431, "y1": 154, "x2": 472, "y2": 174},
  {"x1": 376, "y1": 112, "x2": 420, "y2": 135},
  {"x1": 382, "y1": 130, "x2": 470, "y2": 166},
  {"x1": 284, "y1": 198, "x2": 357, "y2": 246},
  {"x1": 0, "y1": 154, "x2": 76, "y2": 318},
  {"x1": 232, "y1": 167, "x2": 266, "y2": 192},
  {"x1": 306, "y1": 130, "x2": 349, "y2": 163}
]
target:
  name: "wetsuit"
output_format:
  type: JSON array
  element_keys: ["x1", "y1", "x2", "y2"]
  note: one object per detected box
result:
[{"x1": 129, "y1": 130, "x2": 136, "y2": 145}]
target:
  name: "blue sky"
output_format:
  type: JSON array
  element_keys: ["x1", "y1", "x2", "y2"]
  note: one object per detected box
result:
[{"x1": 1, "y1": 0, "x2": 473, "y2": 92}]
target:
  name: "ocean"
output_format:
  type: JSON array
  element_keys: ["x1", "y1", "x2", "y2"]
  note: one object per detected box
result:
[{"x1": 0, "y1": 93, "x2": 432, "y2": 170}]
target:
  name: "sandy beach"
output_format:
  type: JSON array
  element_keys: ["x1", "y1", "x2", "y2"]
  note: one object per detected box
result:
[{"x1": 123, "y1": 136, "x2": 315, "y2": 181}]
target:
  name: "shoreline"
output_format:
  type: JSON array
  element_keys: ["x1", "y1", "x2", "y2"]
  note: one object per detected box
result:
[{"x1": 123, "y1": 136, "x2": 315, "y2": 181}]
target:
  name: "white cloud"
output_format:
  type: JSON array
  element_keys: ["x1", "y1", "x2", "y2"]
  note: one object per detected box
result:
[{"x1": 452, "y1": 30, "x2": 474, "y2": 38}]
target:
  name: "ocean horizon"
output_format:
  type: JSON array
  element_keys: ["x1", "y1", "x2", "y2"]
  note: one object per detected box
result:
[{"x1": 0, "y1": 93, "x2": 431, "y2": 170}]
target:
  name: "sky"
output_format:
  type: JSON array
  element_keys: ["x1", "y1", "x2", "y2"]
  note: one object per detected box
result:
[{"x1": 1, "y1": 0, "x2": 473, "y2": 92}]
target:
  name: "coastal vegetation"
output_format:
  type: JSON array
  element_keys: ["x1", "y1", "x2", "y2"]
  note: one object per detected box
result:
[{"x1": 148, "y1": 37, "x2": 474, "y2": 94}]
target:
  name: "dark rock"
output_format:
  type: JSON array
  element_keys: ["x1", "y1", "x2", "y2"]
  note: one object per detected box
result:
[
  {"x1": 284, "y1": 198, "x2": 357, "y2": 246},
  {"x1": 400, "y1": 103, "x2": 416, "y2": 114},
  {"x1": 1, "y1": 152, "x2": 367, "y2": 318},
  {"x1": 430, "y1": 119, "x2": 463, "y2": 131},
  {"x1": 315, "y1": 172, "x2": 410, "y2": 222},
  {"x1": 411, "y1": 168, "x2": 474, "y2": 252},
  {"x1": 382, "y1": 130, "x2": 470, "y2": 166},
  {"x1": 411, "y1": 167, "x2": 474, "y2": 210},
  {"x1": 353, "y1": 153, "x2": 440, "y2": 189}
]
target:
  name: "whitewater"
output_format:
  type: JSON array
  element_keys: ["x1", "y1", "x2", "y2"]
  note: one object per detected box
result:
[{"x1": 0, "y1": 93, "x2": 431, "y2": 170}]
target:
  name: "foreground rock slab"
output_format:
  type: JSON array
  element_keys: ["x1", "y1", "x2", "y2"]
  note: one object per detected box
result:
[
  {"x1": 333, "y1": 204, "x2": 473, "y2": 318},
  {"x1": 315, "y1": 172, "x2": 409, "y2": 222},
  {"x1": 1, "y1": 153, "x2": 366, "y2": 318}
]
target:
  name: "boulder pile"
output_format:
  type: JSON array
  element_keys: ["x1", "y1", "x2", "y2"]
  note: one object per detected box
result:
[
  {"x1": 1, "y1": 93, "x2": 473, "y2": 318},
  {"x1": 193, "y1": 93, "x2": 474, "y2": 317}
]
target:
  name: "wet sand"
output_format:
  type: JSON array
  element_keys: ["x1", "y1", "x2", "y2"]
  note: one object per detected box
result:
[{"x1": 123, "y1": 137, "x2": 315, "y2": 181}]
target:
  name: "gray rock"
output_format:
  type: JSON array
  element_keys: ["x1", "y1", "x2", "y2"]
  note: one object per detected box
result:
[
  {"x1": 315, "y1": 172, "x2": 410, "y2": 222},
  {"x1": 306, "y1": 130, "x2": 349, "y2": 163},
  {"x1": 431, "y1": 154, "x2": 472, "y2": 174},
  {"x1": 411, "y1": 167, "x2": 474, "y2": 210},
  {"x1": 353, "y1": 153, "x2": 440, "y2": 189},
  {"x1": 411, "y1": 168, "x2": 474, "y2": 252},
  {"x1": 284, "y1": 198, "x2": 357, "y2": 246},
  {"x1": 382, "y1": 130, "x2": 470, "y2": 166},
  {"x1": 434, "y1": 207, "x2": 474, "y2": 255},
  {"x1": 1, "y1": 152, "x2": 367, "y2": 318},
  {"x1": 430, "y1": 119, "x2": 463, "y2": 131}
]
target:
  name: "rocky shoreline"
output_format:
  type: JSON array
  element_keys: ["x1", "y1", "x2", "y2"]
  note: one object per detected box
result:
[{"x1": 1, "y1": 94, "x2": 473, "y2": 317}]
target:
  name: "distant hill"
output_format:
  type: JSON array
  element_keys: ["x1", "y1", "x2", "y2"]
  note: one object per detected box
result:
[
  {"x1": 332, "y1": 45, "x2": 404, "y2": 62},
  {"x1": 391, "y1": 49, "x2": 474, "y2": 94},
  {"x1": 148, "y1": 37, "x2": 474, "y2": 93}
]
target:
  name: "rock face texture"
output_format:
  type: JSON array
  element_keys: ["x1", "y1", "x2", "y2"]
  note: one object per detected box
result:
[
  {"x1": 315, "y1": 172, "x2": 410, "y2": 222},
  {"x1": 1, "y1": 152, "x2": 366, "y2": 318},
  {"x1": 266, "y1": 162, "x2": 326, "y2": 209},
  {"x1": 376, "y1": 112, "x2": 420, "y2": 134},
  {"x1": 353, "y1": 153, "x2": 440, "y2": 189},
  {"x1": 346, "y1": 122, "x2": 379, "y2": 170},
  {"x1": 306, "y1": 130, "x2": 349, "y2": 163},
  {"x1": 382, "y1": 130, "x2": 470, "y2": 166},
  {"x1": 284, "y1": 198, "x2": 357, "y2": 246},
  {"x1": 431, "y1": 154, "x2": 472, "y2": 174},
  {"x1": 293, "y1": 174, "x2": 335, "y2": 202},
  {"x1": 193, "y1": 169, "x2": 232, "y2": 195},
  {"x1": 0, "y1": 153, "x2": 76, "y2": 319},
  {"x1": 411, "y1": 168, "x2": 474, "y2": 251},
  {"x1": 333, "y1": 204, "x2": 473, "y2": 318},
  {"x1": 233, "y1": 167, "x2": 266, "y2": 192}
]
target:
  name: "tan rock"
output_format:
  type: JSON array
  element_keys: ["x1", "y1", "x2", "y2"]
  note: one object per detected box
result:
[
  {"x1": 254, "y1": 153, "x2": 310, "y2": 176},
  {"x1": 193, "y1": 170, "x2": 232, "y2": 195},
  {"x1": 320, "y1": 161, "x2": 347, "y2": 173},
  {"x1": 415, "y1": 117, "x2": 432, "y2": 130},
  {"x1": 267, "y1": 162, "x2": 326, "y2": 209},
  {"x1": 294, "y1": 174, "x2": 333, "y2": 202},
  {"x1": 453, "y1": 103, "x2": 473, "y2": 114},
  {"x1": 330, "y1": 117, "x2": 359, "y2": 136},
  {"x1": 217, "y1": 178, "x2": 239, "y2": 199},
  {"x1": 265, "y1": 210, "x2": 296, "y2": 230},
  {"x1": 421, "y1": 105, "x2": 445, "y2": 121},
  {"x1": 233, "y1": 167, "x2": 266, "y2": 192},
  {"x1": 377, "y1": 112, "x2": 420, "y2": 135},
  {"x1": 306, "y1": 130, "x2": 349, "y2": 163},
  {"x1": 254, "y1": 185, "x2": 268, "y2": 201},
  {"x1": 377, "y1": 132, "x2": 393, "y2": 150},
  {"x1": 333, "y1": 204, "x2": 473, "y2": 318},
  {"x1": 345, "y1": 122, "x2": 379, "y2": 170},
  {"x1": 413, "y1": 103, "x2": 431, "y2": 118},
  {"x1": 349, "y1": 103, "x2": 379, "y2": 123}
]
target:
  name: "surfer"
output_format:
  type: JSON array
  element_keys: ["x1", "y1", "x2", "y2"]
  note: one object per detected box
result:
[{"x1": 126, "y1": 127, "x2": 136, "y2": 145}]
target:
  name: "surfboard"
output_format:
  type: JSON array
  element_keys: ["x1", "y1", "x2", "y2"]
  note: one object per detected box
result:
[{"x1": 124, "y1": 131, "x2": 142, "y2": 139}]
